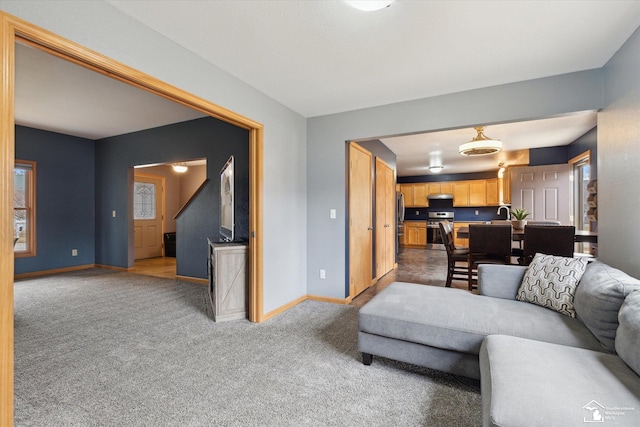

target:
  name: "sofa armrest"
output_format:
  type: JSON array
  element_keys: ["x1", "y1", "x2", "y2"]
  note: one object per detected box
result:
[{"x1": 477, "y1": 264, "x2": 527, "y2": 300}]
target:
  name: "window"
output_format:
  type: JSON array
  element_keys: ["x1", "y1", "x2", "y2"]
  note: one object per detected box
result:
[
  {"x1": 570, "y1": 151, "x2": 591, "y2": 254},
  {"x1": 14, "y1": 160, "x2": 36, "y2": 257},
  {"x1": 134, "y1": 181, "x2": 157, "y2": 220}
]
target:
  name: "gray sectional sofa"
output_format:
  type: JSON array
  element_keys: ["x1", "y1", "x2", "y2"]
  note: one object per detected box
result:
[{"x1": 358, "y1": 261, "x2": 640, "y2": 426}]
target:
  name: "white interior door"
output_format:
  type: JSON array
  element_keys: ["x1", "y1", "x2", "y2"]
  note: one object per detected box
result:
[
  {"x1": 510, "y1": 164, "x2": 571, "y2": 223},
  {"x1": 134, "y1": 175, "x2": 164, "y2": 260}
]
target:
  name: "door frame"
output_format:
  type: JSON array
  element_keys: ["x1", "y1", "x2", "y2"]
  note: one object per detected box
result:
[{"x1": 1, "y1": 11, "x2": 264, "y2": 423}]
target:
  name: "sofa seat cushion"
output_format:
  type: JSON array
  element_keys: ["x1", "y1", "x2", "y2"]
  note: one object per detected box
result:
[
  {"x1": 359, "y1": 282, "x2": 602, "y2": 355},
  {"x1": 480, "y1": 335, "x2": 640, "y2": 426}
]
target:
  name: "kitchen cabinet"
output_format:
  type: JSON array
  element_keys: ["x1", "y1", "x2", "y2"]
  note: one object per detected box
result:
[
  {"x1": 401, "y1": 183, "x2": 429, "y2": 207},
  {"x1": 399, "y1": 184, "x2": 414, "y2": 207},
  {"x1": 403, "y1": 222, "x2": 427, "y2": 247},
  {"x1": 412, "y1": 183, "x2": 429, "y2": 207},
  {"x1": 469, "y1": 180, "x2": 486, "y2": 206},
  {"x1": 486, "y1": 178, "x2": 499, "y2": 206},
  {"x1": 499, "y1": 173, "x2": 511, "y2": 205},
  {"x1": 405, "y1": 179, "x2": 501, "y2": 207},
  {"x1": 428, "y1": 182, "x2": 453, "y2": 195},
  {"x1": 453, "y1": 182, "x2": 470, "y2": 206}
]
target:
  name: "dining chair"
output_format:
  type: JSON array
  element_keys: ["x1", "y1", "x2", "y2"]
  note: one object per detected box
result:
[
  {"x1": 522, "y1": 225, "x2": 575, "y2": 265},
  {"x1": 439, "y1": 221, "x2": 469, "y2": 287},
  {"x1": 467, "y1": 224, "x2": 513, "y2": 290}
]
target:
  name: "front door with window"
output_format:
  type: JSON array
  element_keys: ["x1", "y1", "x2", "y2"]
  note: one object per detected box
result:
[{"x1": 134, "y1": 175, "x2": 164, "y2": 260}]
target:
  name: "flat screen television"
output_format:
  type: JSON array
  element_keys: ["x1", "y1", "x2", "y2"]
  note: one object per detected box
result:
[{"x1": 219, "y1": 156, "x2": 234, "y2": 242}]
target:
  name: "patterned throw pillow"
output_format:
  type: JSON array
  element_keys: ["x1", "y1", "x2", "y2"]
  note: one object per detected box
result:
[{"x1": 516, "y1": 253, "x2": 589, "y2": 317}]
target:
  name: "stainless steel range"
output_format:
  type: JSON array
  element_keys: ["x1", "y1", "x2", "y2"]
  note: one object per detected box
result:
[{"x1": 427, "y1": 211, "x2": 454, "y2": 250}]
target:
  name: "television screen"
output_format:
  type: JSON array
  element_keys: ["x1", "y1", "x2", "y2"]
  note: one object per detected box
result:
[{"x1": 219, "y1": 156, "x2": 234, "y2": 241}]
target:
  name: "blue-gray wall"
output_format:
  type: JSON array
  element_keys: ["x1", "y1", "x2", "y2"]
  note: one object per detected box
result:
[
  {"x1": 14, "y1": 126, "x2": 95, "y2": 274},
  {"x1": 599, "y1": 24, "x2": 640, "y2": 277},
  {"x1": 96, "y1": 117, "x2": 249, "y2": 279},
  {"x1": 308, "y1": 70, "x2": 603, "y2": 299},
  {"x1": 3, "y1": 0, "x2": 308, "y2": 314}
]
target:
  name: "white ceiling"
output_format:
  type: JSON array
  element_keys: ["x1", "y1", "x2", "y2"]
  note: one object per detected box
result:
[
  {"x1": 15, "y1": 43, "x2": 205, "y2": 140},
  {"x1": 381, "y1": 111, "x2": 597, "y2": 176},
  {"x1": 13, "y1": 1, "x2": 640, "y2": 171},
  {"x1": 107, "y1": 0, "x2": 640, "y2": 117}
]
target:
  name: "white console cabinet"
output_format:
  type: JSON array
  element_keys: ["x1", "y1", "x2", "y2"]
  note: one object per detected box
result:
[{"x1": 207, "y1": 240, "x2": 248, "y2": 322}]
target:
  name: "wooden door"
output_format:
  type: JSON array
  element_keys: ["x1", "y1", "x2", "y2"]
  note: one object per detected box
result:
[
  {"x1": 349, "y1": 143, "x2": 373, "y2": 297},
  {"x1": 510, "y1": 164, "x2": 571, "y2": 223},
  {"x1": 375, "y1": 158, "x2": 395, "y2": 278},
  {"x1": 134, "y1": 175, "x2": 164, "y2": 260}
]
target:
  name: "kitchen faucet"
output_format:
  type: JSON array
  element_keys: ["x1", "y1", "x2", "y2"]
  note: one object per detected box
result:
[{"x1": 497, "y1": 205, "x2": 510, "y2": 219}]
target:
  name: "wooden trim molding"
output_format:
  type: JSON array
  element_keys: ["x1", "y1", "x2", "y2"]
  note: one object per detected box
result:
[
  {"x1": 14, "y1": 264, "x2": 95, "y2": 280},
  {"x1": 173, "y1": 179, "x2": 209, "y2": 220},
  {"x1": 569, "y1": 150, "x2": 591, "y2": 166},
  {"x1": 0, "y1": 12, "x2": 16, "y2": 426},
  {"x1": 0, "y1": 11, "x2": 265, "y2": 423}
]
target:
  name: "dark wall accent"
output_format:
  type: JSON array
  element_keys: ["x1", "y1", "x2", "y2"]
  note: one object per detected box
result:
[
  {"x1": 569, "y1": 127, "x2": 597, "y2": 179},
  {"x1": 14, "y1": 126, "x2": 95, "y2": 274},
  {"x1": 96, "y1": 117, "x2": 249, "y2": 278},
  {"x1": 398, "y1": 171, "x2": 497, "y2": 183},
  {"x1": 529, "y1": 145, "x2": 569, "y2": 165}
]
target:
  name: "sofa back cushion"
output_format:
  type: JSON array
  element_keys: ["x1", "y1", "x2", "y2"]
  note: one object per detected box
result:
[
  {"x1": 616, "y1": 290, "x2": 640, "y2": 376},
  {"x1": 574, "y1": 261, "x2": 640, "y2": 352}
]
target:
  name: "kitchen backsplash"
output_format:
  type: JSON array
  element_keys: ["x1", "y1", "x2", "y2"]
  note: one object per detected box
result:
[{"x1": 404, "y1": 206, "x2": 507, "y2": 222}]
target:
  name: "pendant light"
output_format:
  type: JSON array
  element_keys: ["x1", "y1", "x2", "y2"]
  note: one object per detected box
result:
[{"x1": 459, "y1": 126, "x2": 502, "y2": 156}]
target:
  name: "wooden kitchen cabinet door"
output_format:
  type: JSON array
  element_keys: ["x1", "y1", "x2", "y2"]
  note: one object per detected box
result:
[
  {"x1": 453, "y1": 181, "x2": 470, "y2": 206},
  {"x1": 486, "y1": 178, "x2": 499, "y2": 205},
  {"x1": 469, "y1": 180, "x2": 486, "y2": 206}
]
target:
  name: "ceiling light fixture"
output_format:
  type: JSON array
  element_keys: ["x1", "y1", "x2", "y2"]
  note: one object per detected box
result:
[
  {"x1": 172, "y1": 163, "x2": 188, "y2": 173},
  {"x1": 428, "y1": 165, "x2": 444, "y2": 173},
  {"x1": 346, "y1": 1, "x2": 395, "y2": 11},
  {"x1": 459, "y1": 126, "x2": 502, "y2": 156}
]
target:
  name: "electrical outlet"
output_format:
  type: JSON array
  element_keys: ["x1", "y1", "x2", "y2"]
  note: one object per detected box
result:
[
  {"x1": 72, "y1": 249, "x2": 78, "y2": 256},
  {"x1": 320, "y1": 269, "x2": 326, "y2": 279},
  {"x1": 330, "y1": 209, "x2": 336, "y2": 219},
  {"x1": 112, "y1": 210, "x2": 116, "y2": 217},
  {"x1": 415, "y1": 210, "x2": 419, "y2": 215},
  {"x1": 475, "y1": 210, "x2": 479, "y2": 215}
]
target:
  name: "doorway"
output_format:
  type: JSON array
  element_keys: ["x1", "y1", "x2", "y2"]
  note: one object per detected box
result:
[
  {"x1": 1, "y1": 12, "x2": 265, "y2": 422},
  {"x1": 133, "y1": 174, "x2": 165, "y2": 260}
]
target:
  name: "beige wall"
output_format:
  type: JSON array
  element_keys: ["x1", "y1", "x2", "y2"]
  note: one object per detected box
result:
[{"x1": 179, "y1": 164, "x2": 207, "y2": 207}]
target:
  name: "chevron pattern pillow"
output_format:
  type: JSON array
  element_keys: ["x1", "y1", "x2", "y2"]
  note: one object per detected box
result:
[{"x1": 516, "y1": 253, "x2": 589, "y2": 317}]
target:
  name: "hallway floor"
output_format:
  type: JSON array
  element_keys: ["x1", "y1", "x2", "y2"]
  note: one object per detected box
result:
[{"x1": 350, "y1": 248, "x2": 469, "y2": 308}]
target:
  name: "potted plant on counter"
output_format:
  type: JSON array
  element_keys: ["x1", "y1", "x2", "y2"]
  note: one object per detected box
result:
[{"x1": 510, "y1": 208, "x2": 530, "y2": 230}]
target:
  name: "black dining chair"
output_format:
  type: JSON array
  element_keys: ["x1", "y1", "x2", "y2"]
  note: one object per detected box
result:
[
  {"x1": 522, "y1": 225, "x2": 575, "y2": 265},
  {"x1": 439, "y1": 221, "x2": 469, "y2": 287},
  {"x1": 467, "y1": 224, "x2": 513, "y2": 290}
]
